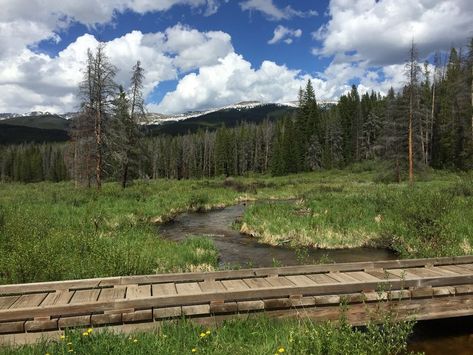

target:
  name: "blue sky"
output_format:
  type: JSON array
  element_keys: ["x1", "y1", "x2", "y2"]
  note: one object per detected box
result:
[{"x1": 1, "y1": 0, "x2": 473, "y2": 113}]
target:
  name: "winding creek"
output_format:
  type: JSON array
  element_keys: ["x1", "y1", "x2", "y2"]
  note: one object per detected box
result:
[{"x1": 157, "y1": 201, "x2": 473, "y2": 354}]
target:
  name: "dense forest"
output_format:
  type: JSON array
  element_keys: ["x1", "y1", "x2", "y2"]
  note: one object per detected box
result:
[{"x1": 1, "y1": 41, "x2": 472, "y2": 184}]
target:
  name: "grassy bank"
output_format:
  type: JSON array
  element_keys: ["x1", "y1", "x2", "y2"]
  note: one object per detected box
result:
[
  {"x1": 3, "y1": 315, "x2": 414, "y2": 355},
  {"x1": 240, "y1": 170, "x2": 473, "y2": 257}
]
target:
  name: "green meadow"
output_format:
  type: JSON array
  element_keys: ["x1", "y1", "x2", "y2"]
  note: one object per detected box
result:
[{"x1": 1, "y1": 168, "x2": 472, "y2": 354}]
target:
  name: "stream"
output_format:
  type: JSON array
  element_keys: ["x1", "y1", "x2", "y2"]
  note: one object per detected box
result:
[{"x1": 157, "y1": 201, "x2": 473, "y2": 354}]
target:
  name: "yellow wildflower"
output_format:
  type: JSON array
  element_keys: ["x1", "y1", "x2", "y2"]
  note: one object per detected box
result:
[
  {"x1": 199, "y1": 332, "x2": 206, "y2": 337},
  {"x1": 60, "y1": 335, "x2": 65, "y2": 340},
  {"x1": 67, "y1": 342, "x2": 72, "y2": 345},
  {"x1": 278, "y1": 347, "x2": 285, "y2": 353},
  {"x1": 191, "y1": 349, "x2": 197, "y2": 353},
  {"x1": 205, "y1": 330, "x2": 211, "y2": 335},
  {"x1": 87, "y1": 328, "x2": 93, "y2": 333},
  {"x1": 68, "y1": 350, "x2": 74, "y2": 353},
  {"x1": 82, "y1": 332, "x2": 89, "y2": 336},
  {"x1": 133, "y1": 339, "x2": 138, "y2": 343}
]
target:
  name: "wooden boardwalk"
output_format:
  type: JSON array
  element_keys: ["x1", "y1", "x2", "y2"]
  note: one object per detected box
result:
[{"x1": 1, "y1": 256, "x2": 473, "y2": 344}]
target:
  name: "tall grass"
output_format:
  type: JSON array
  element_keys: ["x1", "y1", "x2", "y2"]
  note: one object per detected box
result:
[
  {"x1": 241, "y1": 173, "x2": 473, "y2": 257},
  {"x1": 6, "y1": 315, "x2": 414, "y2": 355}
]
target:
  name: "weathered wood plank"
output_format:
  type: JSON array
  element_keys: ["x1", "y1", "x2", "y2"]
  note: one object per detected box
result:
[
  {"x1": 199, "y1": 281, "x2": 225, "y2": 293},
  {"x1": 265, "y1": 276, "x2": 295, "y2": 287},
  {"x1": 243, "y1": 278, "x2": 272, "y2": 289},
  {"x1": 126, "y1": 285, "x2": 151, "y2": 300},
  {"x1": 285, "y1": 275, "x2": 317, "y2": 286},
  {"x1": 407, "y1": 268, "x2": 446, "y2": 278},
  {"x1": 437, "y1": 265, "x2": 473, "y2": 275},
  {"x1": 99, "y1": 286, "x2": 126, "y2": 301},
  {"x1": 347, "y1": 271, "x2": 381, "y2": 282},
  {"x1": 69, "y1": 289, "x2": 100, "y2": 304},
  {"x1": 41, "y1": 291, "x2": 74, "y2": 307},
  {"x1": 0, "y1": 296, "x2": 20, "y2": 310},
  {"x1": 306, "y1": 273, "x2": 338, "y2": 284},
  {"x1": 221, "y1": 279, "x2": 249, "y2": 291},
  {"x1": 152, "y1": 283, "x2": 177, "y2": 297},
  {"x1": 327, "y1": 272, "x2": 359, "y2": 283},
  {"x1": 176, "y1": 283, "x2": 202, "y2": 295},
  {"x1": 10, "y1": 294, "x2": 47, "y2": 309}
]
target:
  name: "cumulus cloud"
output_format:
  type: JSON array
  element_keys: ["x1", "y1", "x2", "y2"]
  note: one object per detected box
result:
[
  {"x1": 0, "y1": 0, "x2": 224, "y2": 58},
  {"x1": 0, "y1": 25, "x2": 233, "y2": 113},
  {"x1": 240, "y1": 0, "x2": 317, "y2": 21},
  {"x1": 314, "y1": 0, "x2": 473, "y2": 65},
  {"x1": 152, "y1": 53, "x2": 342, "y2": 113},
  {"x1": 268, "y1": 25, "x2": 302, "y2": 45}
]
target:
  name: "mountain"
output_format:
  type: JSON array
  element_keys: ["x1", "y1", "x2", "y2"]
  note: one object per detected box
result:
[
  {"x1": 0, "y1": 113, "x2": 70, "y2": 130},
  {"x1": 146, "y1": 101, "x2": 297, "y2": 135},
  {"x1": 0, "y1": 101, "x2": 298, "y2": 144}
]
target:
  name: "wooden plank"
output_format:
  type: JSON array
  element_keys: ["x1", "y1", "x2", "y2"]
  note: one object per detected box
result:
[
  {"x1": 364, "y1": 269, "x2": 395, "y2": 280},
  {"x1": 91, "y1": 313, "x2": 122, "y2": 326},
  {"x1": 237, "y1": 300, "x2": 264, "y2": 312},
  {"x1": 327, "y1": 272, "x2": 359, "y2": 283},
  {"x1": 285, "y1": 275, "x2": 317, "y2": 287},
  {"x1": 175, "y1": 283, "x2": 201, "y2": 295},
  {"x1": 0, "y1": 321, "x2": 24, "y2": 334},
  {"x1": 0, "y1": 296, "x2": 20, "y2": 310},
  {"x1": 243, "y1": 278, "x2": 272, "y2": 289},
  {"x1": 58, "y1": 315, "x2": 91, "y2": 328},
  {"x1": 386, "y1": 269, "x2": 418, "y2": 280},
  {"x1": 126, "y1": 285, "x2": 151, "y2": 299},
  {"x1": 290, "y1": 296, "x2": 316, "y2": 307},
  {"x1": 221, "y1": 279, "x2": 250, "y2": 291},
  {"x1": 10, "y1": 294, "x2": 47, "y2": 309},
  {"x1": 123, "y1": 310, "x2": 153, "y2": 323},
  {"x1": 98, "y1": 286, "x2": 126, "y2": 301},
  {"x1": 437, "y1": 265, "x2": 473, "y2": 275},
  {"x1": 429, "y1": 266, "x2": 459, "y2": 276},
  {"x1": 265, "y1": 276, "x2": 295, "y2": 287},
  {"x1": 25, "y1": 318, "x2": 58, "y2": 332},
  {"x1": 306, "y1": 273, "x2": 338, "y2": 284},
  {"x1": 152, "y1": 283, "x2": 177, "y2": 297},
  {"x1": 69, "y1": 289, "x2": 100, "y2": 304},
  {"x1": 41, "y1": 291, "x2": 73, "y2": 307},
  {"x1": 347, "y1": 271, "x2": 381, "y2": 282},
  {"x1": 182, "y1": 305, "x2": 210, "y2": 316},
  {"x1": 199, "y1": 281, "x2": 225, "y2": 293},
  {"x1": 264, "y1": 298, "x2": 292, "y2": 310},
  {"x1": 210, "y1": 301, "x2": 237, "y2": 314},
  {"x1": 314, "y1": 295, "x2": 340, "y2": 305},
  {"x1": 407, "y1": 268, "x2": 446, "y2": 278},
  {"x1": 154, "y1": 307, "x2": 181, "y2": 319}
]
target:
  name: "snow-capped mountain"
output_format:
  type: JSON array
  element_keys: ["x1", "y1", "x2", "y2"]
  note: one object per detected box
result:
[{"x1": 146, "y1": 101, "x2": 299, "y2": 125}]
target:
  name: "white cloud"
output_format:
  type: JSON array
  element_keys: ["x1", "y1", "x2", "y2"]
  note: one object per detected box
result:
[
  {"x1": 0, "y1": 0, "x2": 224, "y2": 58},
  {"x1": 0, "y1": 25, "x2": 233, "y2": 113},
  {"x1": 268, "y1": 25, "x2": 302, "y2": 45},
  {"x1": 314, "y1": 0, "x2": 473, "y2": 66},
  {"x1": 152, "y1": 53, "x2": 338, "y2": 114},
  {"x1": 240, "y1": 0, "x2": 317, "y2": 21},
  {"x1": 308, "y1": 0, "x2": 473, "y2": 100}
]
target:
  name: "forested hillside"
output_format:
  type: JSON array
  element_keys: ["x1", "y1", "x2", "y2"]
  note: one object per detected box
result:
[{"x1": 1, "y1": 41, "x2": 472, "y2": 183}]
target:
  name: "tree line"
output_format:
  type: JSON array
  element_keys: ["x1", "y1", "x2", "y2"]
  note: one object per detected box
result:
[{"x1": 1, "y1": 40, "x2": 472, "y2": 184}]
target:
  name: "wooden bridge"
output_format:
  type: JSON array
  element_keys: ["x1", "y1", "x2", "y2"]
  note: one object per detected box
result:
[{"x1": 2, "y1": 256, "x2": 473, "y2": 344}]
